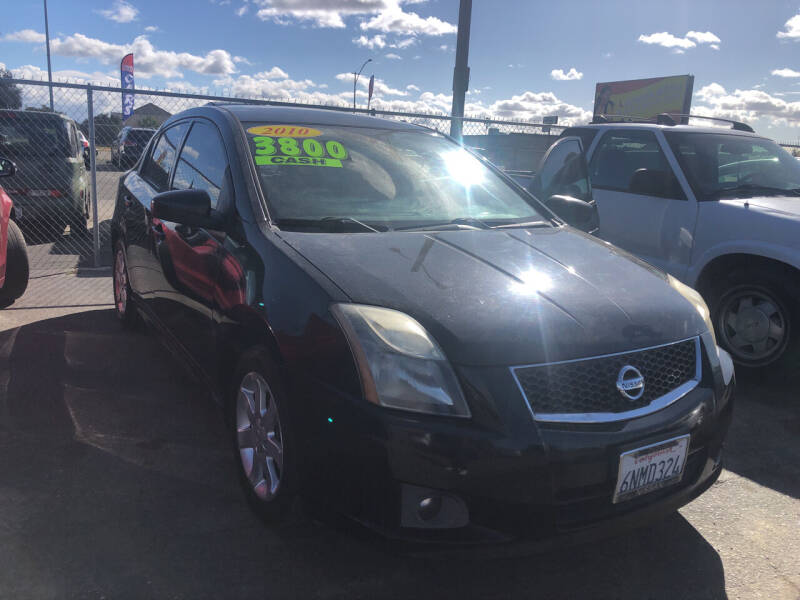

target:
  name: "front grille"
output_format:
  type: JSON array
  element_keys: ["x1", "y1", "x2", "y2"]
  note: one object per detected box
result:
[{"x1": 512, "y1": 338, "x2": 699, "y2": 421}]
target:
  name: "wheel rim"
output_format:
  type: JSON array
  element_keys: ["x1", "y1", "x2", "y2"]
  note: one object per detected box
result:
[
  {"x1": 236, "y1": 372, "x2": 284, "y2": 501},
  {"x1": 718, "y1": 289, "x2": 787, "y2": 364},
  {"x1": 114, "y1": 248, "x2": 127, "y2": 316}
]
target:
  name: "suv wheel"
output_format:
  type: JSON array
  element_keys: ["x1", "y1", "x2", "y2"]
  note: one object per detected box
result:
[
  {"x1": 229, "y1": 350, "x2": 297, "y2": 522},
  {"x1": 711, "y1": 269, "x2": 797, "y2": 369}
]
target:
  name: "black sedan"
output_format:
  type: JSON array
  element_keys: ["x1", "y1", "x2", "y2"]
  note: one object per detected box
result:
[{"x1": 110, "y1": 104, "x2": 734, "y2": 544}]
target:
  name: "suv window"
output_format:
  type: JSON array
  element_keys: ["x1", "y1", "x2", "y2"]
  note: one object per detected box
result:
[
  {"x1": 67, "y1": 123, "x2": 80, "y2": 157},
  {"x1": 532, "y1": 137, "x2": 590, "y2": 201},
  {"x1": 141, "y1": 122, "x2": 189, "y2": 192},
  {"x1": 664, "y1": 131, "x2": 800, "y2": 200},
  {"x1": 560, "y1": 127, "x2": 598, "y2": 154},
  {"x1": 172, "y1": 121, "x2": 228, "y2": 209},
  {"x1": 590, "y1": 130, "x2": 685, "y2": 200}
]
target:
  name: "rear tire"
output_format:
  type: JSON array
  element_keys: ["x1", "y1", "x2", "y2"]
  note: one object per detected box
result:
[
  {"x1": 70, "y1": 206, "x2": 89, "y2": 237},
  {"x1": 0, "y1": 219, "x2": 29, "y2": 308},
  {"x1": 708, "y1": 267, "x2": 798, "y2": 371},
  {"x1": 229, "y1": 349, "x2": 298, "y2": 523},
  {"x1": 113, "y1": 240, "x2": 138, "y2": 329}
]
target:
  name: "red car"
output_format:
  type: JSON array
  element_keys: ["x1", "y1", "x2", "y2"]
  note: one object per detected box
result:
[{"x1": 0, "y1": 157, "x2": 29, "y2": 307}]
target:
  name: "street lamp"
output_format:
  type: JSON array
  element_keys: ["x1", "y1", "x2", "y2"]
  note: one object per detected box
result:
[{"x1": 353, "y1": 58, "x2": 372, "y2": 111}]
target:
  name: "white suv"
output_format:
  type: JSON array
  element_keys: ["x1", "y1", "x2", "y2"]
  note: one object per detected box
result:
[{"x1": 533, "y1": 117, "x2": 800, "y2": 370}]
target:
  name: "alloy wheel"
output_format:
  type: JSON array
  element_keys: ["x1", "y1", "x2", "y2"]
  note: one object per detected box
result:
[
  {"x1": 718, "y1": 288, "x2": 787, "y2": 364},
  {"x1": 114, "y1": 248, "x2": 128, "y2": 316},
  {"x1": 236, "y1": 372, "x2": 284, "y2": 501}
]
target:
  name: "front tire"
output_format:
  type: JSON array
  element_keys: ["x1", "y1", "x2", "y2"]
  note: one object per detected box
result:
[
  {"x1": 710, "y1": 268, "x2": 797, "y2": 370},
  {"x1": 229, "y1": 350, "x2": 297, "y2": 522},
  {"x1": 0, "y1": 219, "x2": 29, "y2": 307}
]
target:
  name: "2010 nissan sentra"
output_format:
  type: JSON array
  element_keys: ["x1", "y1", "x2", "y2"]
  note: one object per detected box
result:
[{"x1": 110, "y1": 104, "x2": 735, "y2": 545}]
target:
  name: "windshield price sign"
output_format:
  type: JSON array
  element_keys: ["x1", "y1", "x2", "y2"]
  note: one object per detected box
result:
[{"x1": 252, "y1": 135, "x2": 349, "y2": 168}]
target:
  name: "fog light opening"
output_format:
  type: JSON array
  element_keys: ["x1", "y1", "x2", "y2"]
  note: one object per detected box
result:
[{"x1": 418, "y1": 496, "x2": 442, "y2": 521}]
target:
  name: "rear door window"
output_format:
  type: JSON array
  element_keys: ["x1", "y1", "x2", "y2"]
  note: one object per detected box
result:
[
  {"x1": 141, "y1": 122, "x2": 189, "y2": 192},
  {"x1": 589, "y1": 129, "x2": 685, "y2": 199},
  {"x1": 172, "y1": 120, "x2": 228, "y2": 210}
]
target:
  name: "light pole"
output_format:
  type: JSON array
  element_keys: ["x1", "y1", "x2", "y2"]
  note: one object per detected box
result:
[
  {"x1": 353, "y1": 58, "x2": 372, "y2": 111},
  {"x1": 450, "y1": 0, "x2": 472, "y2": 140},
  {"x1": 44, "y1": 0, "x2": 54, "y2": 111}
]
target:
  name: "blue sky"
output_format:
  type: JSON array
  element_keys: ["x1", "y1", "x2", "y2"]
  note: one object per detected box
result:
[{"x1": 2, "y1": 0, "x2": 800, "y2": 140}]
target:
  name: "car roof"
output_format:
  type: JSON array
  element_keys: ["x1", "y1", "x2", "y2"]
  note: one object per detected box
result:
[
  {"x1": 573, "y1": 122, "x2": 763, "y2": 138},
  {"x1": 0, "y1": 108, "x2": 74, "y2": 124},
  {"x1": 205, "y1": 103, "x2": 427, "y2": 132}
]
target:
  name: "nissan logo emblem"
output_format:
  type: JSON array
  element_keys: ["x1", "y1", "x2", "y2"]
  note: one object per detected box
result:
[{"x1": 617, "y1": 365, "x2": 645, "y2": 401}]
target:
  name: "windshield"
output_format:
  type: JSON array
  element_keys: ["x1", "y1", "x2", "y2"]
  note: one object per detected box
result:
[
  {"x1": 664, "y1": 131, "x2": 800, "y2": 199},
  {"x1": 0, "y1": 112, "x2": 70, "y2": 158},
  {"x1": 245, "y1": 123, "x2": 545, "y2": 231}
]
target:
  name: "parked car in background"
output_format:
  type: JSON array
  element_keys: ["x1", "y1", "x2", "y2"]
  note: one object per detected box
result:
[
  {"x1": 0, "y1": 109, "x2": 90, "y2": 236},
  {"x1": 534, "y1": 116, "x2": 800, "y2": 371},
  {"x1": 111, "y1": 105, "x2": 734, "y2": 544},
  {"x1": 0, "y1": 157, "x2": 29, "y2": 307},
  {"x1": 111, "y1": 126, "x2": 156, "y2": 169},
  {"x1": 78, "y1": 129, "x2": 94, "y2": 169}
]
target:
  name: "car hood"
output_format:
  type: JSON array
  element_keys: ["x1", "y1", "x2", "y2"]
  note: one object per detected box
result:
[
  {"x1": 280, "y1": 227, "x2": 707, "y2": 366},
  {"x1": 722, "y1": 196, "x2": 800, "y2": 219}
]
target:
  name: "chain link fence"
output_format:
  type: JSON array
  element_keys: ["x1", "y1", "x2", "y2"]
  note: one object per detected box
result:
[{"x1": 0, "y1": 79, "x2": 562, "y2": 309}]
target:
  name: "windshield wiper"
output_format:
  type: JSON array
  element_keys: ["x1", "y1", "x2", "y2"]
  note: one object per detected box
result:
[
  {"x1": 276, "y1": 216, "x2": 387, "y2": 232},
  {"x1": 711, "y1": 184, "x2": 800, "y2": 198},
  {"x1": 493, "y1": 220, "x2": 550, "y2": 229},
  {"x1": 396, "y1": 217, "x2": 493, "y2": 231}
]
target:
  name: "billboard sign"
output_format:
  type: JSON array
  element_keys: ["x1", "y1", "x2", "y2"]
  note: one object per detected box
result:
[
  {"x1": 121, "y1": 53, "x2": 135, "y2": 122},
  {"x1": 593, "y1": 75, "x2": 693, "y2": 121}
]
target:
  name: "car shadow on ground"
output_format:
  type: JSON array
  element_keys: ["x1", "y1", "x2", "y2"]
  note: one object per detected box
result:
[
  {"x1": 721, "y1": 369, "x2": 800, "y2": 499},
  {"x1": 0, "y1": 309, "x2": 728, "y2": 599}
]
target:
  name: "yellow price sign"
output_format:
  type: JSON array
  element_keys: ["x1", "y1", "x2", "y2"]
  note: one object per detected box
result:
[{"x1": 247, "y1": 125, "x2": 322, "y2": 138}]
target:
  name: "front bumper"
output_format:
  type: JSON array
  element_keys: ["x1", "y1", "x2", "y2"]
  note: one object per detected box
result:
[{"x1": 303, "y1": 363, "x2": 734, "y2": 546}]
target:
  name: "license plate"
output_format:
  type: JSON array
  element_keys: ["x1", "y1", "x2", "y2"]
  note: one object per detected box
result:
[{"x1": 613, "y1": 435, "x2": 690, "y2": 503}]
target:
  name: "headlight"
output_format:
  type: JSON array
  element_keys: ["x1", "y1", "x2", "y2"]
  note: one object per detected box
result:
[
  {"x1": 332, "y1": 303, "x2": 470, "y2": 417},
  {"x1": 668, "y1": 275, "x2": 715, "y2": 344}
]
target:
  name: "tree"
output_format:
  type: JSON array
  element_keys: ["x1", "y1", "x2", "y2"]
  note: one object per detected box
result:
[
  {"x1": 0, "y1": 69, "x2": 22, "y2": 109},
  {"x1": 136, "y1": 116, "x2": 160, "y2": 129},
  {"x1": 25, "y1": 104, "x2": 58, "y2": 113}
]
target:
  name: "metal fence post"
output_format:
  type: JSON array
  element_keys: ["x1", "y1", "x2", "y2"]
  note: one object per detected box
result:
[{"x1": 87, "y1": 84, "x2": 101, "y2": 267}]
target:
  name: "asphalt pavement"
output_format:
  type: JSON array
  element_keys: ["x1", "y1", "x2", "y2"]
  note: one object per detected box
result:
[{"x1": 0, "y1": 254, "x2": 798, "y2": 599}]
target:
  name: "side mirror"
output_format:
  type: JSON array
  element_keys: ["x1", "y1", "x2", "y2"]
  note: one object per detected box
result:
[
  {"x1": 151, "y1": 189, "x2": 220, "y2": 229},
  {"x1": 0, "y1": 157, "x2": 16, "y2": 179},
  {"x1": 546, "y1": 194, "x2": 599, "y2": 233}
]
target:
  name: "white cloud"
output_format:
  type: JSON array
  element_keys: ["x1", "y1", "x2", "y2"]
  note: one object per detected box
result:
[
  {"x1": 233, "y1": 55, "x2": 252, "y2": 65},
  {"x1": 353, "y1": 34, "x2": 386, "y2": 49},
  {"x1": 359, "y1": 5, "x2": 456, "y2": 36},
  {"x1": 638, "y1": 32, "x2": 696, "y2": 49},
  {"x1": 638, "y1": 30, "x2": 721, "y2": 51},
  {"x1": 602, "y1": 52, "x2": 613, "y2": 59},
  {"x1": 550, "y1": 67, "x2": 583, "y2": 81},
  {"x1": 335, "y1": 72, "x2": 407, "y2": 96},
  {"x1": 777, "y1": 12, "x2": 800, "y2": 39},
  {"x1": 144, "y1": 25, "x2": 159, "y2": 32},
  {"x1": 694, "y1": 83, "x2": 800, "y2": 128},
  {"x1": 385, "y1": 53, "x2": 402, "y2": 60},
  {"x1": 486, "y1": 90, "x2": 592, "y2": 125},
  {"x1": 685, "y1": 30, "x2": 721, "y2": 44},
  {"x1": 439, "y1": 44, "x2": 449, "y2": 51},
  {"x1": 97, "y1": 0, "x2": 139, "y2": 23},
  {"x1": 15, "y1": 32, "x2": 240, "y2": 79},
  {"x1": 393, "y1": 37, "x2": 416, "y2": 48},
  {"x1": 772, "y1": 68, "x2": 800, "y2": 78},
  {"x1": 253, "y1": 0, "x2": 453, "y2": 34},
  {"x1": 2, "y1": 29, "x2": 46, "y2": 43},
  {"x1": 236, "y1": 4, "x2": 248, "y2": 16},
  {"x1": 406, "y1": 84, "x2": 420, "y2": 91}
]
